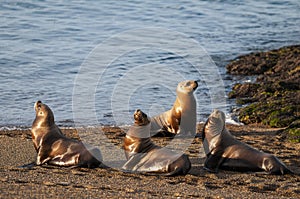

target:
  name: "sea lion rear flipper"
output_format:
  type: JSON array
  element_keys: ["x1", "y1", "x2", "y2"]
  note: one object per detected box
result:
[{"x1": 263, "y1": 156, "x2": 295, "y2": 175}]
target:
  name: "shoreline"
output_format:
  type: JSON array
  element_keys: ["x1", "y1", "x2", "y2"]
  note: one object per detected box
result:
[
  {"x1": 1, "y1": 124, "x2": 299, "y2": 198},
  {"x1": 1, "y1": 43, "x2": 299, "y2": 197}
]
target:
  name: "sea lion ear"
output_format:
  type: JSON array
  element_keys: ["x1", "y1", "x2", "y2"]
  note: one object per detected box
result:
[{"x1": 39, "y1": 110, "x2": 44, "y2": 115}]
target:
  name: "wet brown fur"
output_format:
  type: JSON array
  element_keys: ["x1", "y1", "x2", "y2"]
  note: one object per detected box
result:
[
  {"x1": 30, "y1": 101, "x2": 101, "y2": 168},
  {"x1": 123, "y1": 109, "x2": 191, "y2": 175}
]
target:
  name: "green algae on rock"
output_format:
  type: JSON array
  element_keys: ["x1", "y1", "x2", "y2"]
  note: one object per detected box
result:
[{"x1": 227, "y1": 45, "x2": 300, "y2": 142}]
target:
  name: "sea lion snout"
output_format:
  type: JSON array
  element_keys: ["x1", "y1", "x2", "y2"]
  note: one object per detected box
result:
[
  {"x1": 210, "y1": 109, "x2": 225, "y2": 123},
  {"x1": 193, "y1": 80, "x2": 198, "y2": 90},
  {"x1": 135, "y1": 109, "x2": 141, "y2": 114},
  {"x1": 178, "y1": 80, "x2": 198, "y2": 93},
  {"x1": 187, "y1": 80, "x2": 198, "y2": 90},
  {"x1": 184, "y1": 80, "x2": 198, "y2": 88},
  {"x1": 34, "y1": 100, "x2": 43, "y2": 111},
  {"x1": 134, "y1": 109, "x2": 141, "y2": 120},
  {"x1": 134, "y1": 109, "x2": 146, "y2": 119}
]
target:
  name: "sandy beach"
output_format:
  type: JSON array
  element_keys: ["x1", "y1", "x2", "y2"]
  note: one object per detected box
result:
[{"x1": 0, "y1": 124, "x2": 299, "y2": 198}]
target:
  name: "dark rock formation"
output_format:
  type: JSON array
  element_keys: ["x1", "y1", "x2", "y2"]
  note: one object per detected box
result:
[{"x1": 227, "y1": 45, "x2": 300, "y2": 142}]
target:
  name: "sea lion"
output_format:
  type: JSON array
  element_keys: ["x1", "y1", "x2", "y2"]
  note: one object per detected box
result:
[
  {"x1": 202, "y1": 109, "x2": 293, "y2": 174},
  {"x1": 28, "y1": 100, "x2": 102, "y2": 168},
  {"x1": 150, "y1": 80, "x2": 198, "y2": 136},
  {"x1": 122, "y1": 109, "x2": 191, "y2": 176}
]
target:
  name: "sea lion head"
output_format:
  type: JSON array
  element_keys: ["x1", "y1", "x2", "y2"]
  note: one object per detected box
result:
[
  {"x1": 33, "y1": 100, "x2": 55, "y2": 128},
  {"x1": 176, "y1": 80, "x2": 198, "y2": 95},
  {"x1": 134, "y1": 109, "x2": 150, "y2": 126},
  {"x1": 204, "y1": 109, "x2": 225, "y2": 138}
]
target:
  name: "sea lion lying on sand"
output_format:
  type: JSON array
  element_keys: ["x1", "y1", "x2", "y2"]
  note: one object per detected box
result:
[
  {"x1": 122, "y1": 109, "x2": 191, "y2": 176},
  {"x1": 202, "y1": 109, "x2": 293, "y2": 175},
  {"x1": 24, "y1": 101, "x2": 102, "y2": 168}
]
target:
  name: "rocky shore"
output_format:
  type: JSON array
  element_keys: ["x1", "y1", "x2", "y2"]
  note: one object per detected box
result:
[{"x1": 227, "y1": 45, "x2": 300, "y2": 142}]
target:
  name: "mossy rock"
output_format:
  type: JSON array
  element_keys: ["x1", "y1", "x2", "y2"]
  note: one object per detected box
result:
[
  {"x1": 266, "y1": 108, "x2": 296, "y2": 128},
  {"x1": 228, "y1": 83, "x2": 260, "y2": 99},
  {"x1": 239, "y1": 101, "x2": 298, "y2": 128},
  {"x1": 285, "y1": 120, "x2": 300, "y2": 143},
  {"x1": 227, "y1": 45, "x2": 300, "y2": 76},
  {"x1": 287, "y1": 128, "x2": 300, "y2": 143},
  {"x1": 227, "y1": 45, "x2": 300, "y2": 142}
]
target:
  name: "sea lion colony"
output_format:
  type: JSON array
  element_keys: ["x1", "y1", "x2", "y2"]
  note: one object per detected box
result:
[{"x1": 24, "y1": 80, "x2": 293, "y2": 175}]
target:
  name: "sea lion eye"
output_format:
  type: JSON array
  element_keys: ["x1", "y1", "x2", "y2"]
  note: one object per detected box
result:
[{"x1": 39, "y1": 111, "x2": 43, "y2": 115}]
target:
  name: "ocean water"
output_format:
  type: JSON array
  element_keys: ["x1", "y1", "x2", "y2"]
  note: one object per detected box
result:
[{"x1": 0, "y1": 0, "x2": 299, "y2": 128}]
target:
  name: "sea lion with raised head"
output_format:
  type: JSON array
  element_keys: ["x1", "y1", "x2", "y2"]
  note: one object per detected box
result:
[
  {"x1": 27, "y1": 101, "x2": 102, "y2": 168},
  {"x1": 122, "y1": 109, "x2": 191, "y2": 176},
  {"x1": 150, "y1": 80, "x2": 198, "y2": 136},
  {"x1": 202, "y1": 109, "x2": 293, "y2": 175}
]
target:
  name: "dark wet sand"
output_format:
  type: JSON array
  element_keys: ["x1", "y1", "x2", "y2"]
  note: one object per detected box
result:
[{"x1": 0, "y1": 124, "x2": 299, "y2": 198}]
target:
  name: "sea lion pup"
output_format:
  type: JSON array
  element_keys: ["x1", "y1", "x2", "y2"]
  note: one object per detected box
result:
[
  {"x1": 202, "y1": 109, "x2": 293, "y2": 175},
  {"x1": 150, "y1": 80, "x2": 198, "y2": 136},
  {"x1": 28, "y1": 100, "x2": 102, "y2": 168},
  {"x1": 122, "y1": 109, "x2": 191, "y2": 176}
]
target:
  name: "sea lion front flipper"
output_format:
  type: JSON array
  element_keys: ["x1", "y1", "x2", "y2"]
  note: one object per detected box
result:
[
  {"x1": 19, "y1": 161, "x2": 36, "y2": 169},
  {"x1": 36, "y1": 146, "x2": 51, "y2": 166},
  {"x1": 204, "y1": 152, "x2": 224, "y2": 173},
  {"x1": 150, "y1": 111, "x2": 171, "y2": 134}
]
